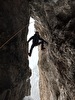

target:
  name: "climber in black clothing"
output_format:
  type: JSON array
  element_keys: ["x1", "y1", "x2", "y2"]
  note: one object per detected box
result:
[{"x1": 27, "y1": 31, "x2": 48, "y2": 56}]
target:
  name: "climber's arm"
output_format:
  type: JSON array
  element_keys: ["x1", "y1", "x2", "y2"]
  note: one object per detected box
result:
[
  {"x1": 27, "y1": 36, "x2": 34, "y2": 43},
  {"x1": 39, "y1": 37, "x2": 48, "y2": 44}
]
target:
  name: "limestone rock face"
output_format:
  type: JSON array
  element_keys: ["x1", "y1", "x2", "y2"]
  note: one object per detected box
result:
[
  {"x1": 0, "y1": 0, "x2": 31, "y2": 100},
  {"x1": 30, "y1": 0, "x2": 75, "y2": 100}
]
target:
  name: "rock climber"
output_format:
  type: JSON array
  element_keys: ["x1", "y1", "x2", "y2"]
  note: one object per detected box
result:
[{"x1": 27, "y1": 31, "x2": 48, "y2": 56}]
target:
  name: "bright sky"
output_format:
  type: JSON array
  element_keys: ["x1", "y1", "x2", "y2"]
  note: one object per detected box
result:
[
  {"x1": 27, "y1": 17, "x2": 38, "y2": 67},
  {"x1": 27, "y1": 17, "x2": 40, "y2": 100}
]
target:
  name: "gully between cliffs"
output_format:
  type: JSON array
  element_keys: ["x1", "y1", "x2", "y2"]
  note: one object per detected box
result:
[{"x1": 23, "y1": 17, "x2": 40, "y2": 100}]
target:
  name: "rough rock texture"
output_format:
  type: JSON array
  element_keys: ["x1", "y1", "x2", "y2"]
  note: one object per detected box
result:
[
  {"x1": 0, "y1": 0, "x2": 31, "y2": 100},
  {"x1": 30, "y1": 0, "x2": 75, "y2": 100}
]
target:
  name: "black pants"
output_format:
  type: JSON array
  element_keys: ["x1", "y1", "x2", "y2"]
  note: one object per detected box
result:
[{"x1": 29, "y1": 41, "x2": 44, "y2": 56}]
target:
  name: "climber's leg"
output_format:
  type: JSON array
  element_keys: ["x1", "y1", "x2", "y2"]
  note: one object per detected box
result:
[
  {"x1": 28, "y1": 44, "x2": 35, "y2": 56},
  {"x1": 41, "y1": 41, "x2": 45, "y2": 50},
  {"x1": 37, "y1": 41, "x2": 45, "y2": 50}
]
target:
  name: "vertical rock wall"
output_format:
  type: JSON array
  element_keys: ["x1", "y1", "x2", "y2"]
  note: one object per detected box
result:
[
  {"x1": 0, "y1": 0, "x2": 31, "y2": 100},
  {"x1": 30, "y1": 0, "x2": 75, "y2": 100}
]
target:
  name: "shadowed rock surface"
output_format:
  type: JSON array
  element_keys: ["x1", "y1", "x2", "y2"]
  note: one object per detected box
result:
[
  {"x1": 0, "y1": 0, "x2": 31, "y2": 100},
  {"x1": 30, "y1": 0, "x2": 75, "y2": 100}
]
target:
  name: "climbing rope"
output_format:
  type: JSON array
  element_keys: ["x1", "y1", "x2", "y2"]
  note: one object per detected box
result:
[
  {"x1": 0, "y1": 20, "x2": 49, "y2": 49},
  {"x1": 0, "y1": 22, "x2": 33, "y2": 49}
]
